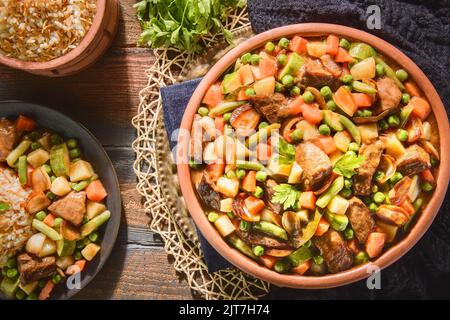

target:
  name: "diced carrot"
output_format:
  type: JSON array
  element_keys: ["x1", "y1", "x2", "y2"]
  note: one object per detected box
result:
[
  {"x1": 298, "y1": 191, "x2": 316, "y2": 210},
  {"x1": 333, "y1": 86, "x2": 357, "y2": 116},
  {"x1": 214, "y1": 116, "x2": 225, "y2": 133},
  {"x1": 260, "y1": 255, "x2": 278, "y2": 269},
  {"x1": 259, "y1": 52, "x2": 277, "y2": 78},
  {"x1": 284, "y1": 96, "x2": 304, "y2": 116},
  {"x1": 38, "y1": 280, "x2": 55, "y2": 300},
  {"x1": 352, "y1": 93, "x2": 373, "y2": 107},
  {"x1": 237, "y1": 88, "x2": 249, "y2": 101},
  {"x1": 86, "y1": 180, "x2": 108, "y2": 202},
  {"x1": 410, "y1": 96, "x2": 431, "y2": 120},
  {"x1": 301, "y1": 103, "x2": 323, "y2": 125},
  {"x1": 334, "y1": 47, "x2": 354, "y2": 63},
  {"x1": 256, "y1": 143, "x2": 272, "y2": 162},
  {"x1": 420, "y1": 169, "x2": 435, "y2": 184},
  {"x1": 75, "y1": 259, "x2": 86, "y2": 272},
  {"x1": 289, "y1": 36, "x2": 308, "y2": 54},
  {"x1": 365, "y1": 232, "x2": 386, "y2": 258},
  {"x1": 404, "y1": 81, "x2": 421, "y2": 97},
  {"x1": 347, "y1": 239, "x2": 359, "y2": 254},
  {"x1": 242, "y1": 170, "x2": 256, "y2": 193},
  {"x1": 202, "y1": 83, "x2": 223, "y2": 108},
  {"x1": 314, "y1": 217, "x2": 330, "y2": 236},
  {"x1": 43, "y1": 213, "x2": 55, "y2": 227},
  {"x1": 326, "y1": 35, "x2": 339, "y2": 56},
  {"x1": 238, "y1": 64, "x2": 254, "y2": 85},
  {"x1": 313, "y1": 135, "x2": 337, "y2": 155},
  {"x1": 244, "y1": 196, "x2": 266, "y2": 216},
  {"x1": 400, "y1": 199, "x2": 415, "y2": 218},
  {"x1": 291, "y1": 260, "x2": 311, "y2": 275},
  {"x1": 15, "y1": 115, "x2": 36, "y2": 132},
  {"x1": 206, "y1": 162, "x2": 225, "y2": 182},
  {"x1": 66, "y1": 260, "x2": 87, "y2": 276}
]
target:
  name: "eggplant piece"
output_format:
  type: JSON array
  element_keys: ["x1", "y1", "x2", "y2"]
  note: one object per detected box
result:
[{"x1": 197, "y1": 172, "x2": 221, "y2": 211}]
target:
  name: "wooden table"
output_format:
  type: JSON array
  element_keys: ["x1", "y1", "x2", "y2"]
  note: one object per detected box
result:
[{"x1": 0, "y1": 1, "x2": 192, "y2": 299}]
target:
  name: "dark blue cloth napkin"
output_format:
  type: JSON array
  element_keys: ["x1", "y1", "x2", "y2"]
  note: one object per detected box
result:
[{"x1": 161, "y1": 0, "x2": 450, "y2": 298}]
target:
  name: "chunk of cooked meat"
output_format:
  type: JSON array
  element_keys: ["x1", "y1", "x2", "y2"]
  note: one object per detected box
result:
[
  {"x1": 248, "y1": 93, "x2": 288, "y2": 123},
  {"x1": 262, "y1": 179, "x2": 283, "y2": 213},
  {"x1": 236, "y1": 229, "x2": 292, "y2": 249},
  {"x1": 17, "y1": 253, "x2": 56, "y2": 285},
  {"x1": 354, "y1": 140, "x2": 385, "y2": 196},
  {"x1": 298, "y1": 59, "x2": 340, "y2": 91},
  {"x1": 48, "y1": 191, "x2": 86, "y2": 226},
  {"x1": 295, "y1": 142, "x2": 332, "y2": 191},
  {"x1": 396, "y1": 144, "x2": 430, "y2": 176},
  {"x1": 347, "y1": 197, "x2": 375, "y2": 244},
  {"x1": 320, "y1": 54, "x2": 342, "y2": 77},
  {"x1": 0, "y1": 119, "x2": 18, "y2": 161},
  {"x1": 196, "y1": 172, "x2": 221, "y2": 211},
  {"x1": 313, "y1": 229, "x2": 353, "y2": 274},
  {"x1": 376, "y1": 77, "x2": 402, "y2": 112}
]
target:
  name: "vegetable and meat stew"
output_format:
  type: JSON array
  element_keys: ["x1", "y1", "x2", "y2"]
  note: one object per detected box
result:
[
  {"x1": 189, "y1": 35, "x2": 440, "y2": 275},
  {"x1": 0, "y1": 115, "x2": 110, "y2": 299}
]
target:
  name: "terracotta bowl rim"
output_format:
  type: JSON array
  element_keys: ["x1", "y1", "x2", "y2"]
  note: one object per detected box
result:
[
  {"x1": 177, "y1": 23, "x2": 450, "y2": 289},
  {"x1": 0, "y1": 0, "x2": 107, "y2": 70}
]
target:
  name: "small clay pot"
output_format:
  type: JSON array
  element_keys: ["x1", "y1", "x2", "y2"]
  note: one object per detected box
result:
[
  {"x1": 177, "y1": 23, "x2": 450, "y2": 289},
  {"x1": 0, "y1": 0, "x2": 119, "y2": 77}
]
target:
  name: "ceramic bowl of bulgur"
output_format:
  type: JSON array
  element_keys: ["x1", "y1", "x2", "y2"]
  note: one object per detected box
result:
[{"x1": 0, "y1": 0, "x2": 119, "y2": 77}]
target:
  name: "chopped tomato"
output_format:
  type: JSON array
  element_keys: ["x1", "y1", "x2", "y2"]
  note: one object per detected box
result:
[
  {"x1": 352, "y1": 93, "x2": 373, "y2": 107},
  {"x1": 365, "y1": 232, "x2": 386, "y2": 258},
  {"x1": 260, "y1": 255, "x2": 278, "y2": 269},
  {"x1": 15, "y1": 115, "x2": 36, "y2": 132},
  {"x1": 291, "y1": 260, "x2": 311, "y2": 275},
  {"x1": 86, "y1": 180, "x2": 108, "y2": 202},
  {"x1": 326, "y1": 35, "x2": 339, "y2": 56},
  {"x1": 38, "y1": 280, "x2": 55, "y2": 300},
  {"x1": 259, "y1": 52, "x2": 277, "y2": 78},
  {"x1": 242, "y1": 170, "x2": 256, "y2": 193},
  {"x1": 298, "y1": 191, "x2": 316, "y2": 210},
  {"x1": 244, "y1": 196, "x2": 266, "y2": 216},
  {"x1": 202, "y1": 83, "x2": 223, "y2": 108},
  {"x1": 410, "y1": 96, "x2": 431, "y2": 120},
  {"x1": 43, "y1": 213, "x2": 55, "y2": 227},
  {"x1": 284, "y1": 96, "x2": 304, "y2": 116},
  {"x1": 214, "y1": 116, "x2": 225, "y2": 133},
  {"x1": 314, "y1": 217, "x2": 330, "y2": 236},
  {"x1": 301, "y1": 103, "x2": 323, "y2": 125},
  {"x1": 404, "y1": 81, "x2": 421, "y2": 97},
  {"x1": 206, "y1": 162, "x2": 225, "y2": 182},
  {"x1": 289, "y1": 36, "x2": 308, "y2": 54},
  {"x1": 256, "y1": 143, "x2": 272, "y2": 162},
  {"x1": 334, "y1": 47, "x2": 354, "y2": 63},
  {"x1": 238, "y1": 64, "x2": 254, "y2": 85}
]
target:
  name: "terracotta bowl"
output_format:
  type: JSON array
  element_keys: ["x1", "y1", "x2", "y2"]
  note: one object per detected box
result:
[
  {"x1": 177, "y1": 23, "x2": 450, "y2": 289},
  {"x1": 0, "y1": 0, "x2": 119, "y2": 77}
]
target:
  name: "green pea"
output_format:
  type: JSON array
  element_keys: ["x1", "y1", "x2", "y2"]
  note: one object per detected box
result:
[
  {"x1": 281, "y1": 74, "x2": 294, "y2": 87},
  {"x1": 362, "y1": 109, "x2": 373, "y2": 117},
  {"x1": 313, "y1": 255, "x2": 324, "y2": 265},
  {"x1": 35, "y1": 210, "x2": 47, "y2": 221},
  {"x1": 53, "y1": 217, "x2": 63, "y2": 229},
  {"x1": 373, "y1": 192, "x2": 386, "y2": 203},
  {"x1": 390, "y1": 172, "x2": 403, "y2": 184},
  {"x1": 290, "y1": 86, "x2": 300, "y2": 96},
  {"x1": 345, "y1": 150, "x2": 357, "y2": 157},
  {"x1": 253, "y1": 245, "x2": 265, "y2": 257},
  {"x1": 375, "y1": 63, "x2": 384, "y2": 76},
  {"x1": 339, "y1": 38, "x2": 350, "y2": 49},
  {"x1": 6, "y1": 268, "x2": 18, "y2": 279},
  {"x1": 401, "y1": 93, "x2": 410, "y2": 104},
  {"x1": 239, "y1": 220, "x2": 250, "y2": 232},
  {"x1": 245, "y1": 88, "x2": 256, "y2": 96},
  {"x1": 341, "y1": 74, "x2": 353, "y2": 84},
  {"x1": 274, "y1": 260, "x2": 290, "y2": 273},
  {"x1": 278, "y1": 37, "x2": 290, "y2": 49},
  {"x1": 223, "y1": 112, "x2": 232, "y2": 122},
  {"x1": 89, "y1": 232, "x2": 100, "y2": 242},
  {"x1": 275, "y1": 82, "x2": 284, "y2": 92},
  {"x1": 15, "y1": 289, "x2": 27, "y2": 300},
  {"x1": 26, "y1": 292, "x2": 38, "y2": 300},
  {"x1": 344, "y1": 178, "x2": 353, "y2": 189},
  {"x1": 255, "y1": 171, "x2": 267, "y2": 182},
  {"x1": 30, "y1": 142, "x2": 41, "y2": 150},
  {"x1": 265, "y1": 41, "x2": 275, "y2": 53},
  {"x1": 254, "y1": 186, "x2": 264, "y2": 198},
  {"x1": 291, "y1": 129, "x2": 303, "y2": 142},
  {"x1": 421, "y1": 182, "x2": 433, "y2": 192},
  {"x1": 344, "y1": 228, "x2": 354, "y2": 240},
  {"x1": 277, "y1": 54, "x2": 287, "y2": 66},
  {"x1": 302, "y1": 90, "x2": 315, "y2": 103},
  {"x1": 369, "y1": 202, "x2": 378, "y2": 213},
  {"x1": 354, "y1": 251, "x2": 370, "y2": 265},
  {"x1": 320, "y1": 86, "x2": 332, "y2": 99},
  {"x1": 236, "y1": 169, "x2": 246, "y2": 180},
  {"x1": 197, "y1": 106, "x2": 209, "y2": 117},
  {"x1": 397, "y1": 129, "x2": 408, "y2": 142},
  {"x1": 340, "y1": 188, "x2": 352, "y2": 198},
  {"x1": 258, "y1": 121, "x2": 269, "y2": 130},
  {"x1": 208, "y1": 212, "x2": 219, "y2": 222},
  {"x1": 66, "y1": 138, "x2": 78, "y2": 149},
  {"x1": 348, "y1": 142, "x2": 359, "y2": 152},
  {"x1": 395, "y1": 69, "x2": 408, "y2": 82},
  {"x1": 326, "y1": 100, "x2": 337, "y2": 111},
  {"x1": 241, "y1": 52, "x2": 252, "y2": 64},
  {"x1": 46, "y1": 191, "x2": 56, "y2": 200},
  {"x1": 318, "y1": 124, "x2": 331, "y2": 136},
  {"x1": 69, "y1": 148, "x2": 81, "y2": 159},
  {"x1": 379, "y1": 119, "x2": 389, "y2": 130},
  {"x1": 343, "y1": 84, "x2": 353, "y2": 92},
  {"x1": 50, "y1": 133, "x2": 63, "y2": 145},
  {"x1": 188, "y1": 159, "x2": 202, "y2": 170},
  {"x1": 387, "y1": 115, "x2": 400, "y2": 127},
  {"x1": 52, "y1": 273, "x2": 62, "y2": 284},
  {"x1": 73, "y1": 251, "x2": 83, "y2": 260},
  {"x1": 250, "y1": 54, "x2": 260, "y2": 66},
  {"x1": 38, "y1": 279, "x2": 47, "y2": 288},
  {"x1": 6, "y1": 258, "x2": 16, "y2": 269}
]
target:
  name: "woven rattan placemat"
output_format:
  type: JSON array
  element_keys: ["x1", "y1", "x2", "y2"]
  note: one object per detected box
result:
[{"x1": 131, "y1": 7, "x2": 270, "y2": 300}]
